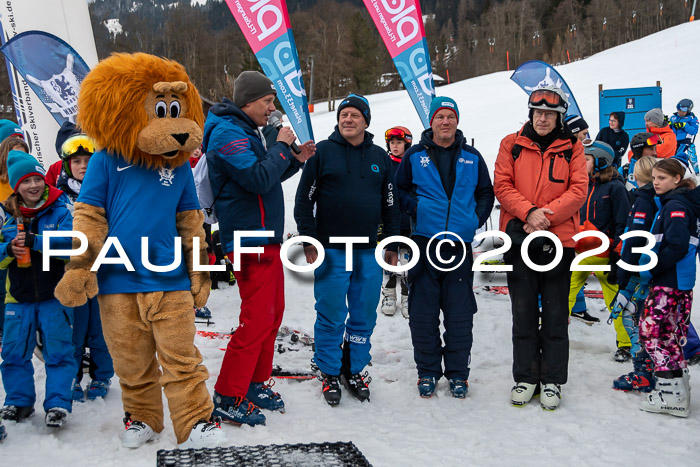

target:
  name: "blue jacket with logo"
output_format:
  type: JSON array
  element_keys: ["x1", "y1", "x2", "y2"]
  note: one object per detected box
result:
[
  {"x1": 617, "y1": 182, "x2": 657, "y2": 289},
  {"x1": 640, "y1": 187, "x2": 700, "y2": 290},
  {"x1": 670, "y1": 112, "x2": 699, "y2": 145},
  {"x1": 202, "y1": 99, "x2": 301, "y2": 253},
  {"x1": 396, "y1": 129, "x2": 494, "y2": 242},
  {"x1": 294, "y1": 127, "x2": 399, "y2": 249},
  {"x1": 0, "y1": 188, "x2": 73, "y2": 303}
]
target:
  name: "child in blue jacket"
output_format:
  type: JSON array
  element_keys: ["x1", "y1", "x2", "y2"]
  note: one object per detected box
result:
[
  {"x1": 55, "y1": 128, "x2": 114, "y2": 402},
  {"x1": 610, "y1": 156, "x2": 658, "y2": 392},
  {"x1": 669, "y1": 98, "x2": 698, "y2": 173},
  {"x1": 0, "y1": 150, "x2": 77, "y2": 428},
  {"x1": 638, "y1": 158, "x2": 700, "y2": 417}
]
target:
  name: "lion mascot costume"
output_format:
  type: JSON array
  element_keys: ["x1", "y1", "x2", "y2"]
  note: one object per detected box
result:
[{"x1": 54, "y1": 53, "x2": 225, "y2": 449}]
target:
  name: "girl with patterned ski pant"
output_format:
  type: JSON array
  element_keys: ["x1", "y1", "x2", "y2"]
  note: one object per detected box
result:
[{"x1": 637, "y1": 159, "x2": 700, "y2": 417}]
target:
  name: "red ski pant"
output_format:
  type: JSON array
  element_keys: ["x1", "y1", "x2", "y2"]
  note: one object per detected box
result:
[{"x1": 215, "y1": 245, "x2": 285, "y2": 397}]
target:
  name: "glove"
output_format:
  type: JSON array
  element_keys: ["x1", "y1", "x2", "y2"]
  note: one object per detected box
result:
[
  {"x1": 609, "y1": 288, "x2": 633, "y2": 323},
  {"x1": 606, "y1": 251, "x2": 620, "y2": 285},
  {"x1": 671, "y1": 122, "x2": 686, "y2": 130}
]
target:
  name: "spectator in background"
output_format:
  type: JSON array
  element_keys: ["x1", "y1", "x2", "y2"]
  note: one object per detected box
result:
[
  {"x1": 0, "y1": 137, "x2": 29, "y2": 203},
  {"x1": 596, "y1": 111, "x2": 629, "y2": 167},
  {"x1": 644, "y1": 108, "x2": 677, "y2": 159},
  {"x1": 620, "y1": 132, "x2": 659, "y2": 191},
  {"x1": 565, "y1": 114, "x2": 590, "y2": 143},
  {"x1": 0, "y1": 120, "x2": 22, "y2": 143},
  {"x1": 670, "y1": 98, "x2": 698, "y2": 174}
]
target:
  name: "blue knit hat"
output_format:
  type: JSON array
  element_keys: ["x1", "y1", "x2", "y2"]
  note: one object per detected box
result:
[
  {"x1": 337, "y1": 94, "x2": 371, "y2": 126},
  {"x1": 8, "y1": 150, "x2": 46, "y2": 191},
  {"x1": 429, "y1": 97, "x2": 459, "y2": 125},
  {"x1": 0, "y1": 119, "x2": 23, "y2": 142}
]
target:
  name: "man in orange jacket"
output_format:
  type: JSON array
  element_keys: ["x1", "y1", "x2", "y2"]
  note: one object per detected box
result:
[
  {"x1": 644, "y1": 108, "x2": 677, "y2": 159},
  {"x1": 494, "y1": 86, "x2": 588, "y2": 411}
]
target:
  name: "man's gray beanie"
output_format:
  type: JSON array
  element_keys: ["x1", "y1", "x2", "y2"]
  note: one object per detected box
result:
[
  {"x1": 233, "y1": 71, "x2": 276, "y2": 108},
  {"x1": 644, "y1": 108, "x2": 665, "y2": 127}
]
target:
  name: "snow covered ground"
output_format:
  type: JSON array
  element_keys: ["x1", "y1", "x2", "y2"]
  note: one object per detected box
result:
[{"x1": 4, "y1": 20, "x2": 700, "y2": 466}]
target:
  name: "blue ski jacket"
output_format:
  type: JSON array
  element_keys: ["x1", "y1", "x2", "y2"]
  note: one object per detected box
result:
[
  {"x1": 294, "y1": 127, "x2": 399, "y2": 249},
  {"x1": 670, "y1": 112, "x2": 698, "y2": 145},
  {"x1": 617, "y1": 183, "x2": 657, "y2": 290},
  {"x1": 202, "y1": 98, "x2": 302, "y2": 253},
  {"x1": 640, "y1": 187, "x2": 700, "y2": 290},
  {"x1": 396, "y1": 129, "x2": 494, "y2": 242}
]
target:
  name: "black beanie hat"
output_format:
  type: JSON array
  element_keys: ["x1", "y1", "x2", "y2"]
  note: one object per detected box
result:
[
  {"x1": 233, "y1": 71, "x2": 277, "y2": 108},
  {"x1": 337, "y1": 94, "x2": 371, "y2": 126},
  {"x1": 565, "y1": 115, "x2": 588, "y2": 134}
]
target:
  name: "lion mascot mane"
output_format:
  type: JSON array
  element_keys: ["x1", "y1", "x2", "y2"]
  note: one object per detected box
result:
[{"x1": 54, "y1": 53, "x2": 220, "y2": 447}]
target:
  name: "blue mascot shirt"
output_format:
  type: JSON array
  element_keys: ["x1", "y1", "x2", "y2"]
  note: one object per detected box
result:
[{"x1": 78, "y1": 151, "x2": 200, "y2": 294}]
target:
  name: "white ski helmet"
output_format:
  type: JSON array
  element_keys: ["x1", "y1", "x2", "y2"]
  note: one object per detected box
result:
[{"x1": 528, "y1": 85, "x2": 569, "y2": 115}]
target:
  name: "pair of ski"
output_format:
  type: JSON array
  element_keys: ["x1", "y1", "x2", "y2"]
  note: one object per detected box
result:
[{"x1": 196, "y1": 325, "x2": 316, "y2": 380}]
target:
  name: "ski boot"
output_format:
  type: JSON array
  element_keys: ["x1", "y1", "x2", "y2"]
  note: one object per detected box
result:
[
  {"x1": 399, "y1": 276, "x2": 409, "y2": 318},
  {"x1": 380, "y1": 274, "x2": 398, "y2": 316},
  {"x1": 613, "y1": 357, "x2": 655, "y2": 392},
  {"x1": 45, "y1": 407, "x2": 69, "y2": 428},
  {"x1": 87, "y1": 379, "x2": 111, "y2": 400},
  {"x1": 247, "y1": 379, "x2": 285, "y2": 412},
  {"x1": 511, "y1": 382, "x2": 539, "y2": 407},
  {"x1": 0, "y1": 405, "x2": 34, "y2": 422},
  {"x1": 540, "y1": 383, "x2": 562, "y2": 411},
  {"x1": 614, "y1": 347, "x2": 632, "y2": 363},
  {"x1": 72, "y1": 382, "x2": 86, "y2": 402},
  {"x1": 320, "y1": 373, "x2": 342, "y2": 406},
  {"x1": 213, "y1": 392, "x2": 266, "y2": 426},
  {"x1": 449, "y1": 379, "x2": 468, "y2": 399},
  {"x1": 177, "y1": 416, "x2": 226, "y2": 449},
  {"x1": 195, "y1": 306, "x2": 212, "y2": 319},
  {"x1": 343, "y1": 372, "x2": 371, "y2": 402},
  {"x1": 122, "y1": 413, "x2": 157, "y2": 448},
  {"x1": 417, "y1": 376, "x2": 437, "y2": 398},
  {"x1": 0, "y1": 419, "x2": 6, "y2": 442},
  {"x1": 640, "y1": 376, "x2": 689, "y2": 417}
]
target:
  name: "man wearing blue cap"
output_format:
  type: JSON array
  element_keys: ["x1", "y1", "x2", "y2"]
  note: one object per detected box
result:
[
  {"x1": 295, "y1": 93, "x2": 399, "y2": 406},
  {"x1": 396, "y1": 97, "x2": 494, "y2": 399}
]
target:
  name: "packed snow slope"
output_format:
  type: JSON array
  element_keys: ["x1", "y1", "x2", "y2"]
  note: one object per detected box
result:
[{"x1": 3, "y1": 21, "x2": 700, "y2": 467}]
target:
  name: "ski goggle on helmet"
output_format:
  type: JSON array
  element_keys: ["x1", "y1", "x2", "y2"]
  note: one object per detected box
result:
[
  {"x1": 60, "y1": 134, "x2": 96, "y2": 160},
  {"x1": 385, "y1": 126, "x2": 413, "y2": 144},
  {"x1": 528, "y1": 86, "x2": 569, "y2": 114},
  {"x1": 677, "y1": 98, "x2": 693, "y2": 113}
]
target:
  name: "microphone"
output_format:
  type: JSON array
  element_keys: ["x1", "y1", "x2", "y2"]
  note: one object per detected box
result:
[{"x1": 268, "y1": 111, "x2": 300, "y2": 154}]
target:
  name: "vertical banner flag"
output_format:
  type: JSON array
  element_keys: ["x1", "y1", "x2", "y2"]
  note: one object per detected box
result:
[
  {"x1": 224, "y1": 0, "x2": 314, "y2": 143},
  {"x1": 1, "y1": 31, "x2": 91, "y2": 126},
  {"x1": 510, "y1": 60, "x2": 583, "y2": 118},
  {"x1": 363, "y1": 0, "x2": 435, "y2": 129},
  {"x1": 0, "y1": 0, "x2": 98, "y2": 167}
]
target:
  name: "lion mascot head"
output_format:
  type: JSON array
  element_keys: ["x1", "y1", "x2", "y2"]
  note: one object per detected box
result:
[{"x1": 77, "y1": 52, "x2": 204, "y2": 169}]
